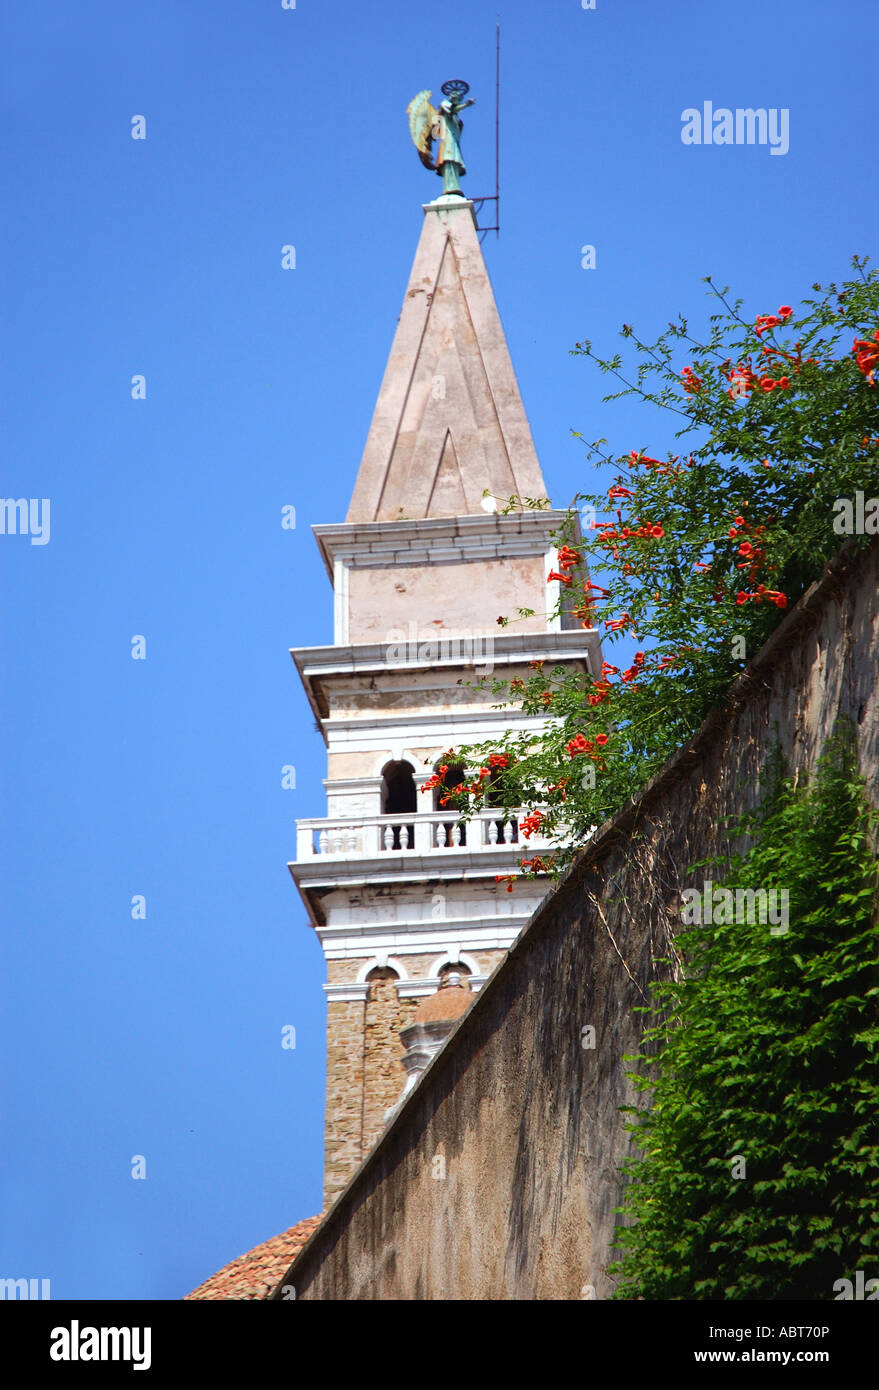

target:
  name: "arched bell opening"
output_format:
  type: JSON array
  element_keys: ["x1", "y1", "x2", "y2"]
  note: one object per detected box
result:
[{"x1": 380, "y1": 760, "x2": 417, "y2": 851}]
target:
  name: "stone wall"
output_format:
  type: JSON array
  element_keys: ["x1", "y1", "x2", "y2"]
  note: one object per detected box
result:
[{"x1": 278, "y1": 538, "x2": 879, "y2": 1299}]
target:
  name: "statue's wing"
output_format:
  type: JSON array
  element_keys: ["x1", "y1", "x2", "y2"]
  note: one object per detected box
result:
[{"x1": 407, "y1": 89, "x2": 439, "y2": 168}]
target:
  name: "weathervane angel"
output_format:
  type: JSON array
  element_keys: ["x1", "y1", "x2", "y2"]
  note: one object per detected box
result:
[{"x1": 407, "y1": 80, "x2": 475, "y2": 196}]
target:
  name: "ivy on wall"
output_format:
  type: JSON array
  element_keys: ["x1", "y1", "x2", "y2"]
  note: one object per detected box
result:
[{"x1": 609, "y1": 723, "x2": 879, "y2": 1300}]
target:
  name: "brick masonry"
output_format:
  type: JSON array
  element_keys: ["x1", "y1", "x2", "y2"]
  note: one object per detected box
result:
[{"x1": 323, "y1": 949, "x2": 504, "y2": 1206}]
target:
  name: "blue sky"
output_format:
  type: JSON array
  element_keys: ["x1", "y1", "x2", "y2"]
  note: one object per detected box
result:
[{"x1": 1, "y1": 0, "x2": 875, "y2": 1299}]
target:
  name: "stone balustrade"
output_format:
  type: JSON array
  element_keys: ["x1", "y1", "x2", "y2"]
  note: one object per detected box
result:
[{"x1": 295, "y1": 809, "x2": 552, "y2": 860}]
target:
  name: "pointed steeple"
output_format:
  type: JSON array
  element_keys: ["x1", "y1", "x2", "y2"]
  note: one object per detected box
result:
[{"x1": 346, "y1": 196, "x2": 548, "y2": 523}]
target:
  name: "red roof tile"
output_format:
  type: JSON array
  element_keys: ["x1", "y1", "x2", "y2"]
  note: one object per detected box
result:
[{"x1": 184, "y1": 1214, "x2": 323, "y2": 1300}]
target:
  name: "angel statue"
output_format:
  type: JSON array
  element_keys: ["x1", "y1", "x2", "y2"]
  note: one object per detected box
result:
[{"x1": 407, "y1": 80, "x2": 475, "y2": 197}]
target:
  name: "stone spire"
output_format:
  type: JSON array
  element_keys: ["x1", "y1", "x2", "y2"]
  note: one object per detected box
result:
[{"x1": 346, "y1": 195, "x2": 548, "y2": 523}]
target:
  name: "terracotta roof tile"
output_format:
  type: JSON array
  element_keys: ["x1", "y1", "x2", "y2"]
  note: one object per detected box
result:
[
  {"x1": 184, "y1": 1214, "x2": 323, "y2": 1300},
  {"x1": 415, "y1": 982, "x2": 473, "y2": 1023}
]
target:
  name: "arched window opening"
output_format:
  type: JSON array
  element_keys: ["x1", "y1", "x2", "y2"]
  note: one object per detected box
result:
[
  {"x1": 380, "y1": 760, "x2": 416, "y2": 851},
  {"x1": 382, "y1": 760, "x2": 417, "y2": 814},
  {"x1": 365, "y1": 964, "x2": 400, "y2": 1001}
]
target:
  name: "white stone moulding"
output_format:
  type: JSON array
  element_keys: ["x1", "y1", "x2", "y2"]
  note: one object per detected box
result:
[
  {"x1": 322, "y1": 975, "x2": 489, "y2": 1004},
  {"x1": 319, "y1": 929, "x2": 528, "y2": 961},
  {"x1": 312, "y1": 512, "x2": 575, "y2": 582}
]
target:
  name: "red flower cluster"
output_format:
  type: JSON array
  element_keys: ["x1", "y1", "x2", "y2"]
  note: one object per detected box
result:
[
  {"x1": 572, "y1": 579, "x2": 611, "y2": 628},
  {"x1": 519, "y1": 810, "x2": 545, "y2": 839},
  {"x1": 421, "y1": 749, "x2": 510, "y2": 804},
  {"x1": 566, "y1": 732, "x2": 609, "y2": 761},
  {"x1": 494, "y1": 874, "x2": 516, "y2": 893},
  {"x1": 627, "y1": 450, "x2": 687, "y2": 477},
  {"x1": 681, "y1": 365, "x2": 703, "y2": 393},
  {"x1": 621, "y1": 651, "x2": 646, "y2": 683},
  {"x1": 759, "y1": 374, "x2": 791, "y2": 393},
  {"x1": 726, "y1": 326, "x2": 814, "y2": 399},
  {"x1": 557, "y1": 544, "x2": 581, "y2": 570},
  {"x1": 853, "y1": 331, "x2": 879, "y2": 385},
  {"x1": 594, "y1": 520, "x2": 664, "y2": 548},
  {"x1": 461, "y1": 765, "x2": 498, "y2": 799},
  {"x1": 420, "y1": 763, "x2": 450, "y2": 794},
  {"x1": 605, "y1": 613, "x2": 632, "y2": 632},
  {"x1": 754, "y1": 306, "x2": 793, "y2": 336},
  {"x1": 547, "y1": 542, "x2": 584, "y2": 588},
  {"x1": 726, "y1": 513, "x2": 781, "y2": 592},
  {"x1": 519, "y1": 855, "x2": 554, "y2": 874},
  {"x1": 736, "y1": 586, "x2": 787, "y2": 610},
  {"x1": 725, "y1": 360, "x2": 792, "y2": 397}
]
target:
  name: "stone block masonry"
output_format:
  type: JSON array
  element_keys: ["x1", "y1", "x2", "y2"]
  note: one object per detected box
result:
[{"x1": 322, "y1": 949, "x2": 504, "y2": 1205}]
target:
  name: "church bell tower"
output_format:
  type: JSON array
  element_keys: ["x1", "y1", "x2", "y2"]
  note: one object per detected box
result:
[{"x1": 289, "y1": 176, "x2": 600, "y2": 1207}]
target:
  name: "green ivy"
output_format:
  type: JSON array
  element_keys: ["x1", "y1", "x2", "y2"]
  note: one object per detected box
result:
[{"x1": 609, "y1": 723, "x2": 879, "y2": 1300}]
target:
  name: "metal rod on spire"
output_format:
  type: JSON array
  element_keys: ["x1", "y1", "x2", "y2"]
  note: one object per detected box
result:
[
  {"x1": 495, "y1": 21, "x2": 500, "y2": 240},
  {"x1": 472, "y1": 24, "x2": 500, "y2": 242}
]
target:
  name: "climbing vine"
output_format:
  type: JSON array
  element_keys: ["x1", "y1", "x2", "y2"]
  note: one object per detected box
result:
[
  {"x1": 427, "y1": 257, "x2": 879, "y2": 882},
  {"x1": 609, "y1": 725, "x2": 879, "y2": 1300}
]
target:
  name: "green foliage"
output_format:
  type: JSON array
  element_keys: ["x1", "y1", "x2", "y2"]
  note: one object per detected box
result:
[
  {"x1": 609, "y1": 724, "x2": 879, "y2": 1300},
  {"x1": 446, "y1": 258, "x2": 879, "y2": 877}
]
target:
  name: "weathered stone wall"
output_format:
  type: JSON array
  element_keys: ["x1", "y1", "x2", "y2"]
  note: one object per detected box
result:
[
  {"x1": 280, "y1": 539, "x2": 879, "y2": 1300},
  {"x1": 347, "y1": 555, "x2": 549, "y2": 641}
]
